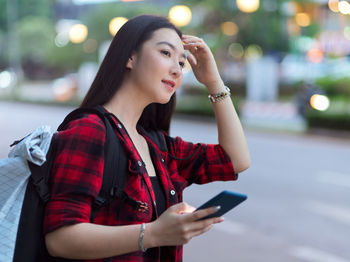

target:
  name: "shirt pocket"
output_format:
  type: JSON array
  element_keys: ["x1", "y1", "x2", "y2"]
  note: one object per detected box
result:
[{"x1": 119, "y1": 176, "x2": 153, "y2": 223}]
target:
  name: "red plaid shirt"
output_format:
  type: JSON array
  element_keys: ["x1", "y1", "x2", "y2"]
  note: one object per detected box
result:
[{"x1": 44, "y1": 112, "x2": 237, "y2": 262}]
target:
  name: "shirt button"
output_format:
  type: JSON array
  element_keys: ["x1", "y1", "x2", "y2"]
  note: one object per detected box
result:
[
  {"x1": 137, "y1": 161, "x2": 142, "y2": 166},
  {"x1": 161, "y1": 158, "x2": 164, "y2": 163},
  {"x1": 117, "y1": 123, "x2": 122, "y2": 129},
  {"x1": 170, "y1": 190, "x2": 176, "y2": 196}
]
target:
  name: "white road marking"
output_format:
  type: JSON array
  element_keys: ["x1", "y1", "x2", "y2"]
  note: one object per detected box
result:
[
  {"x1": 212, "y1": 219, "x2": 246, "y2": 235},
  {"x1": 305, "y1": 200, "x2": 350, "y2": 226},
  {"x1": 290, "y1": 246, "x2": 349, "y2": 262},
  {"x1": 318, "y1": 171, "x2": 350, "y2": 189}
]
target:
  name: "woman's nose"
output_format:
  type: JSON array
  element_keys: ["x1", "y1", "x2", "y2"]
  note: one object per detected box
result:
[{"x1": 170, "y1": 63, "x2": 182, "y2": 78}]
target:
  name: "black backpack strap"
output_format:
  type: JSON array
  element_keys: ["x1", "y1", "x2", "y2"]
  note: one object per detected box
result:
[
  {"x1": 57, "y1": 106, "x2": 154, "y2": 222},
  {"x1": 56, "y1": 105, "x2": 129, "y2": 221},
  {"x1": 57, "y1": 107, "x2": 107, "y2": 131},
  {"x1": 85, "y1": 106, "x2": 129, "y2": 221},
  {"x1": 28, "y1": 133, "x2": 58, "y2": 203}
]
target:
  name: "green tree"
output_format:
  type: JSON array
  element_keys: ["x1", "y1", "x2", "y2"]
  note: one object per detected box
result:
[
  {"x1": 0, "y1": 29, "x2": 5, "y2": 67},
  {"x1": 81, "y1": 2, "x2": 169, "y2": 44},
  {"x1": 45, "y1": 2, "x2": 168, "y2": 74},
  {"x1": 178, "y1": 0, "x2": 321, "y2": 56},
  {"x1": 17, "y1": 16, "x2": 55, "y2": 64},
  {"x1": 0, "y1": 0, "x2": 53, "y2": 32}
]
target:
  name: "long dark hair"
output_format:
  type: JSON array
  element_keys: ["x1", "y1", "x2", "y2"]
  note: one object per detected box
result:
[{"x1": 80, "y1": 15, "x2": 182, "y2": 133}]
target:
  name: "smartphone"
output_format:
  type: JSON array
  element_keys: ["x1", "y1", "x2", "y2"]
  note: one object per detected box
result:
[{"x1": 195, "y1": 190, "x2": 247, "y2": 220}]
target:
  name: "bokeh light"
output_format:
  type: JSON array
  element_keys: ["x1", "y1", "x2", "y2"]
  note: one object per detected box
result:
[
  {"x1": 295, "y1": 13, "x2": 311, "y2": 27},
  {"x1": 328, "y1": 0, "x2": 339, "y2": 12},
  {"x1": 281, "y1": 2, "x2": 297, "y2": 16},
  {"x1": 228, "y1": 43, "x2": 244, "y2": 59},
  {"x1": 0, "y1": 71, "x2": 13, "y2": 88},
  {"x1": 52, "y1": 77, "x2": 77, "y2": 102},
  {"x1": 245, "y1": 44, "x2": 263, "y2": 59},
  {"x1": 109, "y1": 17, "x2": 128, "y2": 36},
  {"x1": 338, "y1": 1, "x2": 350, "y2": 14},
  {"x1": 168, "y1": 5, "x2": 192, "y2": 27},
  {"x1": 69, "y1": 24, "x2": 88, "y2": 44},
  {"x1": 236, "y1": 0, "x2": 260, "y2": 13},
  {"x1": 307, "y1": 48, "x2": 324, "y2": 63},
  {"x1": 55, "y1": 32, "x2": 70, "y2": 47},
  {"x1": 310, "y1": 94, "x2": 330, "y2": 111},
  {"x1": 221, "y1": 21, "x2": 239, "y2": 36},
  {"x1": 293, "y1": 36, "x2": 314, "y2": 52}
]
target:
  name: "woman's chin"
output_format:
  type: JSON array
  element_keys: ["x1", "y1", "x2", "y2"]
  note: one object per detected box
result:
[{"x1": 156, "y1": 94, "x2": 173, "y2": 104}]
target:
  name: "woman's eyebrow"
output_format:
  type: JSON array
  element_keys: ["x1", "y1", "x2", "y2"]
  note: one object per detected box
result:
[{"x1": 156, "y1": 41, "x2": 187, "y2": 59}]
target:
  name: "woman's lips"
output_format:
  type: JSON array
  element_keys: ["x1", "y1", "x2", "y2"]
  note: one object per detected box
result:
[{"x1": 162, "y1": 80, "x2": 175, "y2": 91}]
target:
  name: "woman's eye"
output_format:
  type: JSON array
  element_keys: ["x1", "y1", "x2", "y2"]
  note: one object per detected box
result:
[{"x1": 161, "y1": 50, "x2": 171, "y2": 57}]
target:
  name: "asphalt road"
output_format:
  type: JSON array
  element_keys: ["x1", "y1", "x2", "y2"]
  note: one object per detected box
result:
[{"x1": 1, "y1": 101, "x2": 349, "y2": 262}]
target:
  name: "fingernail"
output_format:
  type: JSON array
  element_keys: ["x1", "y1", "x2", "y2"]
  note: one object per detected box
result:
[
  {"x1": 213, "y1": 206, "x2": 221, "y2": 211},
  {"x1": 217, "y1": 217, "x2": 224, "y2": 223}
]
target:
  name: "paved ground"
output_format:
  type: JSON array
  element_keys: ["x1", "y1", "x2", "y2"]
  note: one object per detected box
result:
[{"x1": 1, "y1": 101, "x2": 350, "y2": 262}]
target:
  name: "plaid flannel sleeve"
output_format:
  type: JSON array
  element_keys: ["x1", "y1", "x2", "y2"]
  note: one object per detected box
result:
[
  {"x1": 43, "y1": 114, "x2": 106, "y2": 235},
  {"x1": 165, "y1": 134, "x2": 237, "y2": 185}
]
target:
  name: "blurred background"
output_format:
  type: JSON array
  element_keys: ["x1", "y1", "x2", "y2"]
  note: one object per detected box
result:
[
  {"x1": 0, "y1": 0, "x2": 349, "y2": 261},
  {"x1": 0, "y1": 0, "x2": 350, "y2": 132}
]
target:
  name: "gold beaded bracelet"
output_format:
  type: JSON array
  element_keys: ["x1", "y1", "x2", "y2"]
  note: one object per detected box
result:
[{"x1": 208, "y1": 86, "x2": 231, "y2": 103}]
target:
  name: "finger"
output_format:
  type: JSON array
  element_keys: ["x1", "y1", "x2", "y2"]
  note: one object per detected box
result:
[
  {"x1": 182, "y1": 39, "x2": 202, "y2": 45},
  {"x1": 183, "y1": 44, "x2": 201, "y2": 58},
  {"x1": 169, "y1": 202, "x2": 195, "y2": 214},
  {"x1": 183, "y1": 41, "x2": 199, "y2": 48},
  {"x1": 186, "y1": 53, "x2": 197, "y2": 67},
  {"x1": 183, "y1": 40, "x2": 204, "y2": 48},
  {"x1": 183, "y1": 42, "x2": 207, "y2": 54},
  {"x1": 190, "y1": 216, "x2": 224, "y2": 232},
  {"x1": 179, "y1": 205, "x2": 196, "y2": 214},
  {"x1": 190, "y1": 224, "x2": 213, "y2": 238},
  {"x1": 182, "y1": 35, "x2": 203, "y2": 42},
  {"x1": 185, "y1": 206, "x2": 221, "y2": 222}
]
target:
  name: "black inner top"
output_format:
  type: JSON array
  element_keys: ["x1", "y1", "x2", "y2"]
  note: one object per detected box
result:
[{"x1": 150, "y1": 176, "x2": 166, "y2": 216}]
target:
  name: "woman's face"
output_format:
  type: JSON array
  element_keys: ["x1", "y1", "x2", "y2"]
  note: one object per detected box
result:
[{"x1": 127, "y1": 28, "x2": 186, "y2": 104}]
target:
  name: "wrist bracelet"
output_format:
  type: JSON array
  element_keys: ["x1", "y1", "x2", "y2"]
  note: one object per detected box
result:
[
  {"x1": 139, "y1": 223, "x2": 147, "y2": 252},
  {"x1": 208, "y1": 86, "x2": 231, "y2": 103}
]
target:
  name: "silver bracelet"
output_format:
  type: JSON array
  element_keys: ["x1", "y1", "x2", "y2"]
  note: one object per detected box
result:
[
  {"x1": 208, "y1": 86, "x2": 231, "y2": 103},
  {"x1": 139, "y1": 223, "x2": 147, "y2": 252}
]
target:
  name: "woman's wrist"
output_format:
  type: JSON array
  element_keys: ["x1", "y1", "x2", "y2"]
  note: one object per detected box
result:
[
  {"x1": 142, "y1": 222, "x2": 157, "y2": 250},
  {"x1": 205, "y1": 79, "x2": 225, "y2": 94},
  {"x1": 208, "y1": 86, "x2": 231, "y2": 103}
]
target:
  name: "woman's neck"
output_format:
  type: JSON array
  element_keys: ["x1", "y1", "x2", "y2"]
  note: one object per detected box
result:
[{"x1": 103, "y1": 83, "x2": 149, "y2": 135}]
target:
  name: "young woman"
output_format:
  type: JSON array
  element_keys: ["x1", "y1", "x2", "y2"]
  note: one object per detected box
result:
[{"x1": 44, "y1": 15, "x2": 250, "y2": 261}]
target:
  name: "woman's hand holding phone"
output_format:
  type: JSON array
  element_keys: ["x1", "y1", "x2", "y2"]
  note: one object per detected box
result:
[{"x1": 144, "y1": 202, "x2": 224, "y2": 248}]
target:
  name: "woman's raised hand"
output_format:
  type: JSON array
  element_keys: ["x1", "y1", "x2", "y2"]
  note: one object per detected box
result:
[
  {"x1": 145, "y1": 202, "x2": 223, "y2": 247},
  {"x1": 182, "y1": 35, "x2": 224, "y2": 91}
]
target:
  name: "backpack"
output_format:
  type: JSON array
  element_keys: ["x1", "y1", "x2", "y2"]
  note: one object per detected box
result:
[{"x1": 0, "y1": 105, "x2": 167, "y2": 262}]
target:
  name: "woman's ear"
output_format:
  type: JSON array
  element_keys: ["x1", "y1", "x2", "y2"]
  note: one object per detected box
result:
[{"x1": 126, "y1": 52, "x2": 137, "y2": 69}]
